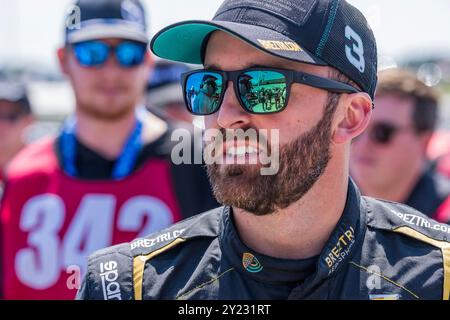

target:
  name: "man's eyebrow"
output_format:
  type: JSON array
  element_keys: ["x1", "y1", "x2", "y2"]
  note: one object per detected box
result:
[{"x1": 204, "y1": 64, "x2": 221, "y2": 70}]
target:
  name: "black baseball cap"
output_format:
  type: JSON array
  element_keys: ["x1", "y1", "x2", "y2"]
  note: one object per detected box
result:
[
  {"x1": 150, "y1": 0, "x2": 378, "y2": 99},
  {"x1": 0, "y1": 82, "x2": 32, "y2": 114},
  {"x1": 65, "y1": 0, "x2": 148, "y2": 44}
]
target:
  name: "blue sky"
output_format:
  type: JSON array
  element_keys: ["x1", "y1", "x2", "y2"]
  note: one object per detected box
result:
[{"x1": 0, "y1": 0, "x2": 449, "y2": 69}]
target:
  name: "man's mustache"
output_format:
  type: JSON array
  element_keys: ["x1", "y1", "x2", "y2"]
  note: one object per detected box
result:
[
  {"x1": 202, "y1": 128, "x2": 281, "y2": 175},
  {"x1": 205, "y1": 128, "x2": 270, "y2": 154}
]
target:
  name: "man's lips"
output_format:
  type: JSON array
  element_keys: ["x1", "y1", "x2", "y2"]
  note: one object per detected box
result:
[{"x1": 97, "y1": 86, "x2": 126, "y2": 95}]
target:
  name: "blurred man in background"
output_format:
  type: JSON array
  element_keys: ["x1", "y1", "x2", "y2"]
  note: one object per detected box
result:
[
  {"x1": 350, "y1": 68, "x2": 450, "y2": 223},
  {"x1": 0, "y1": 82, "x2": 34, "y2": 186},
  {"x1": 146, "y1": 60, "x2": 194, "y2": 126},
  {"x1": 0, "y1": 0, "x2": 216, "y2": 300},
  {"x1": 428, "y1": 130, "x2": 450, "y2": 178}
]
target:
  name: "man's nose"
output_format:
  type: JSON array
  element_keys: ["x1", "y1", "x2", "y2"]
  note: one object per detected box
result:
[
  {"x1": 100, "y1": 54, "x2": 126, "y2": 75},
  {"x1": 216, "y1": 81, "x2": 251, "y2": 129}
]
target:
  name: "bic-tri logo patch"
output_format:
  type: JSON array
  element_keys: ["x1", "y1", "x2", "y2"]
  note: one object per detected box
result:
[
  {"x1": 242, "y1": 253, "x2": 263, "y2": 273},
  {"x1": 369, "y1": 294, "x2": 401, "y2": 300},
  {"x1": 257, "y1": 39, "x2": 303, "y2": 52}
]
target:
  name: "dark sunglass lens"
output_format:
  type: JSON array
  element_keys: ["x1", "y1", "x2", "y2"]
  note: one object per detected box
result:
[
  {"x1": 73, "y1": 41, "x2": 109, "y2": 67},
  {"x1": 373, "y1": 124, "x2": 396, "y2": 144},
  {"x1": 185, "y1": 72, "x2": 222, "y2": 115},
  {"x1": 238, "y1": 70, "x2": 287, "y2": 113},
  {"x1": 116, "y1": 42, "x2": 147, "y2": 67}
]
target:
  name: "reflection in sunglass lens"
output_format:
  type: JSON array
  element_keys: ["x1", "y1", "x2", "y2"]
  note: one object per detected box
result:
[
  {"x1": 73, "y1": 41, "x2": 110, "y2": 67},
  {"x1": 115, "y1": 42, "x2": 147, "y2": 67},
  {"x1": 185, "y1": 72, "x2": 223, "y2": 115},
  {"x1": 238, "y1": 71, "x2": 287, "y2": 114}
]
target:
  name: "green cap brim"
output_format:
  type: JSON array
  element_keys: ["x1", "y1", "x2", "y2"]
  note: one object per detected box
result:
[
  {"x1": 150, "y1": 20, "x2": 325, "y2": 66},
  {"x1": 151, "y1": 22, "x2": 221, "y2": 64}
]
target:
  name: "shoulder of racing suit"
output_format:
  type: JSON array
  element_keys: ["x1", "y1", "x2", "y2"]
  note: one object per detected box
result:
[
  {"x1": 76, "y1": 206, "x2": 223, "y2": 300},
  {"x1": 358, "y1": 196, "x2": 450, "y2": 300},
  {"x1": 364, "y1": 196, "x2": 450, "y2": 242}
]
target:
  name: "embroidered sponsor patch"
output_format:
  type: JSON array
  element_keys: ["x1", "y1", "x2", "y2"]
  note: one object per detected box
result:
[
  {"x1": 391, "y1": 209, "x2": 450, "y2": 234},
  {"x1": 130, "y1": 229, "x2": 185, "y2": 250},
  {"x1": 369, "y1": 293, "x2": 401, "y2": 300},
  {"x1": 324, "y1": 226, "x2": 355, "y2": 275},
  {"x1": 242, "y1": 252, "x2": 263, "y2": 273},
  {"x1": 100, "y1": 260, "x2": 122, "y2": 300},
  {"x1": 257, "y1": 39, "x2": 303, "y2": 52}
]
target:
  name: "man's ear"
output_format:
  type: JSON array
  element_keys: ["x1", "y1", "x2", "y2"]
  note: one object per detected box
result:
[
  {"x1": 332, "y1": 92, "x2": 372, "y2": 144},
  {"x1": 143, "y1": 52, "x2": 155, "y2": 79},
  {"x1": 145, "y1": 51, "x2": 155, "y2": 68},
  {"x1": 57, "y1": 47, "x2": 70, "y2": 75}
]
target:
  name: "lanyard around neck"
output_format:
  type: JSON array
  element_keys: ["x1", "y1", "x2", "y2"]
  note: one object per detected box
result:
[{"x1": 60, "y1": 116, "x2": 143, "y2": 180}]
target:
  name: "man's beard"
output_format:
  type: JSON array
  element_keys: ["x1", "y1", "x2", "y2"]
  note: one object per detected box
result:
[{"x1": 206, "y1": 95, "x2": 338, "y2": 216}]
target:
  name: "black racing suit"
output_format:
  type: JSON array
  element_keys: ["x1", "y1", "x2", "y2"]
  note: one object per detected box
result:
[{"x1": 77, "y1": 180, "x2": 450, "y2": 300}]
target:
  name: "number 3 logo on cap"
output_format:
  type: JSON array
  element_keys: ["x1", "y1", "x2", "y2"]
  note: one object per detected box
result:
[{"x1": 345, "y1": 25, "x2": 366, "y2": 73}]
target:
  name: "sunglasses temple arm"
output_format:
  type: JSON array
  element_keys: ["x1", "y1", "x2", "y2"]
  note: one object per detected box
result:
[{"x1": 294, "y1": 73, "x2": 360, "y2": 94}]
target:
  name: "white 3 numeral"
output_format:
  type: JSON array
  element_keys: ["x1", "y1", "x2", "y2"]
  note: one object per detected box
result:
[
  {"x1": 345, "y1": 25, "x2": 365, "y2": 73},
  {"x1": 16, "y1": 195, "x2": 65, "y2": 289}
]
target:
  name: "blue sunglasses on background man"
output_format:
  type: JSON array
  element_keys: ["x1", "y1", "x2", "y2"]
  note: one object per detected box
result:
[{"x1": 71, "y1": 40, "x2": 147, "y2": 68}]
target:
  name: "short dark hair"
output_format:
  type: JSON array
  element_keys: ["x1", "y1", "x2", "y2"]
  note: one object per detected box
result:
[{"x1": 375, "y1": 68, "x2": 440, "y2": 133}]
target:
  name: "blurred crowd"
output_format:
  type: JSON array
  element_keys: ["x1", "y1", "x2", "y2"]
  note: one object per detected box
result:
[{"x1": 0, "y1": 0, "x2": 449, "y2": 300}]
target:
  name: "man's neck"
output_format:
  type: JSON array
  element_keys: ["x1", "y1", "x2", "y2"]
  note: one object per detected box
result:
[
  {"x1": 75, "y1": 110, "x2": 137, "y2": 160},
  {"x1": 361, "y1": 161, "x2": 425, "y2": 203},
  {"x1": 233, "y1": 158, "x2": 349, "y2": 260}
]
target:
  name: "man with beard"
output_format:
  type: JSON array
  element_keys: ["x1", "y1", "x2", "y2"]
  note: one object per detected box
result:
[
  {"x1": 78, "y1": 0, "x2": 450, "y2": 300},
  {"x1": 0, "y1": 0, "x2": 217, "y2": 300}
]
